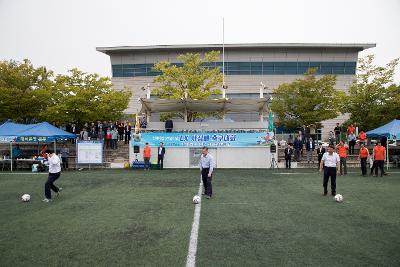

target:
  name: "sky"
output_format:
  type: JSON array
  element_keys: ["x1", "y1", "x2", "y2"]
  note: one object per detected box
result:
[{"x1": 0, "y1": 0, "x2": 399, "y2": 83}]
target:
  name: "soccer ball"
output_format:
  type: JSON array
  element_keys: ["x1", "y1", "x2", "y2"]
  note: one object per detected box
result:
[
  {"x1": 21, "y1": 194, "x2": 31, "y2": 202},
  {"x1": 334, "y1": 194, "x2": 343, "y2": 203},
  {"x1": 192, "y1": 195, "x2": 201, "y2": 204}
]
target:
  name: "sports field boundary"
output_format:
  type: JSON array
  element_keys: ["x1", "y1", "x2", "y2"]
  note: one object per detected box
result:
[{"x1": 185, "y1": 177, "x2": 203, "y2": 267}]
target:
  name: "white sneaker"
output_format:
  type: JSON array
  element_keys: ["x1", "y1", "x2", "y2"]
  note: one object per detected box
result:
[{"x1": 42, "y1": 198, "x2": 51, "y2": 203}]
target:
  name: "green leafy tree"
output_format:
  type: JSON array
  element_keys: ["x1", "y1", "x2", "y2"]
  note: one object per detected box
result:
[
  {"x1": 40, "y1": 68, "x2": 132, "y2": 125},
  {"x1": 0, "y1": 59, "x2": 53, "y2": 122},
  {"x1": 270, "y1": 69, "x2": 344, "y2": 128},
  {"x1": 152, "y1": 51, "x2": 222, "y2": 121},
  {"x1": 345, "y1": 55, "x2": 399, "y2": 130}
]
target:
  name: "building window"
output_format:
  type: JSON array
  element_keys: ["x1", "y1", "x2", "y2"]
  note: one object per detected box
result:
[{"x1": 111, "y1": 61, "x2": 357, "y2": 77}]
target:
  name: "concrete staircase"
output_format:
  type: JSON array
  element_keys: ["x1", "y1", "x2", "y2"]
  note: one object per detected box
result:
[{"x1": 103, "y1": 141, "x2": 130, "y2": 168}]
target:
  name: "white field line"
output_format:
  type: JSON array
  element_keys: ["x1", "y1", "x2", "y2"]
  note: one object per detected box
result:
[{"x1": 186, "y1": 177, "x2": 203, "y2": 267}]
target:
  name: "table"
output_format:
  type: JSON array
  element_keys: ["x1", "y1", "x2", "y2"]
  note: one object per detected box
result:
[
  {"x1": 15, "y1": 159, "x2": 43, "y2": 170},
  {"x1": 0, "y1": 159, "x2": 12, "y2": 171}
]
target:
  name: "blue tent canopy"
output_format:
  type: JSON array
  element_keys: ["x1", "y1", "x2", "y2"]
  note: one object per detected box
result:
[
  {"x1": 0, "y1": 122, "x2": 36, "y2": 142},
  {"x1": 0, "y1": 121, "x2": 75, "y2": 142},
  {"x1": 17, "y1": 122, "x2": 75, "y2": 142},
  {"x1": 366, "y1": 119, "x2": 400, "y2": 140}
]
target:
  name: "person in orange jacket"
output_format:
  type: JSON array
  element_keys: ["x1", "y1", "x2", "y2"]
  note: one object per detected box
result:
[
  {"x1": 336, "y1": 140, "x2": 348, "y2": 175},
  {"x1": 359, "y1": 143, "x2": 369, "y2": 176},
  {"x1": 347, "y1": 124, "x2": 355, "y2": 136},
  {"x1": 373, "y1": 141, "x2": 386, "y2": 177},
  {"x1": 358, "y1": 131, "x2": 367, "y2": 146},
  {"x1": 143, "y1": 143, "x2": 151, "y2": 170}
]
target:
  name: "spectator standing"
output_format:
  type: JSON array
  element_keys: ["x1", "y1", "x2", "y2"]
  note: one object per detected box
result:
[
  {"x1": 358, "y1": 130, "x2": 367, "y2": 146},
  {"x1": 287, "y1": 134, "x2": 293, "y2": 146},
  {"x1": 111, "y1": 128, "x2": 118, "y2": 149},
  {"x1": 305, "y1": 137, "x2": 315, "y2": 163},
  {"x1": 118, "y1": 122, "x2": 125, "y2": 141},
  {"x1": 157, "y1": 142, "x2": 166, "y2": 170},
  {"x1": 143, "y1": 143, "x2": 151, "y2": 170},
  {"x1": 165, "y1": 119, "x2": 173, "y2": 132},
  {"x1": 373, "y1": 141, "x2": 386, "y2": 177},
  {"x1": 336, "y1": 140, "x2": 348, "y2": 175},
  {"x1": 334, "y1": 123, "x2": 341, "y2": 144},
  {"x1": 347, "y1": 124, "x2": 355, "y2": 138},
  {"x1": 293, "y1": 136, "x2": 302, "y2": 162},
  {"x1": 60, "y1": 144, "x2": 69, "y2": 170},
  {"x1": 359, "y1": 143, "x2": 369, "y2": 177},
  {"x1": 284, "y1": 144, "x2": 293, "y2": 169},
  {"x1": 124, "y1": 122, "x2": 132, "y2": 144},
  {"x1": 347, "y1": 133, "x2": 356, "y2": 155},
  {"x1": 105, "y1": 128, "x2": 112, "y2": 149}
]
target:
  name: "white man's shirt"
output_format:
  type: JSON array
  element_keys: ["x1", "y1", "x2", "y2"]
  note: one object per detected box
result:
[
  {"x1": 199, "y1": 153, "x2": 214, "y2": 175},
  {"x1": 48, "y1": 154, "x2": 61, "y2": 173},
  {"x1": 322, "y1": 152, "x2": 340, "y2": 168}
]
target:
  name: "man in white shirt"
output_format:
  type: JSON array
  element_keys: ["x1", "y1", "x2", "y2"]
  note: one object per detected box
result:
[
  {"x1": 319, "y1": 144, "x2": 340, "y2": 196},
  {"x1": 199, "y1": 147, "x2": 215, "y2": 199},
  {"x1": 43, "y1": 150, "x2": 62, "y2": 202}
]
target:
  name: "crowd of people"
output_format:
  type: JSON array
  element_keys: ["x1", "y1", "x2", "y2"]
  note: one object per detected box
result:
[
  {"x1": 283, "y1": 123, "x2": 387, "y2": 178},
  {"x1": 60, "y1": 121, "x2": 133, "y2": 149}
]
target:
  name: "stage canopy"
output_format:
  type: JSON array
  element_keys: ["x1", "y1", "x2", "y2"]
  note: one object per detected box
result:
[
  {"x1": 366, "y1": 119, "x2": 400, "y2": 139},
  {"x1": 140, "y1": 98, "x2": 270, "y2": 114}
]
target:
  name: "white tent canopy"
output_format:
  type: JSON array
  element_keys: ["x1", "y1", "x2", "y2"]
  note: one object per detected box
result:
[{"x1": 140, "y1": 98, "x2": 270, "y2": 116}]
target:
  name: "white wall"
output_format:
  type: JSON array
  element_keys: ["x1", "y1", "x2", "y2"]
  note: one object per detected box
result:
[
  {"x1": 129, "y1": 144, "x2": 273, "y2": 168},
  {"x1": 217, "y1": 147, "x2": 272, "y2": 168}
]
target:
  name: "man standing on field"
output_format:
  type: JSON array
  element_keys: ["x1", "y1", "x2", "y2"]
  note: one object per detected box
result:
[
  {"x1": 320, "y1": 144, "x2": 340, "y2": 196},
  {"x1": 199, "y1": 147, "x2": 214, "y2": 199},
  {"x1": 43, "y1": 150, "x2": 62, "y2": 202}
]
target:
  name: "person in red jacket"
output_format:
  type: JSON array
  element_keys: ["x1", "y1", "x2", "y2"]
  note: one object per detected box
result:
[
  {"x1": 143, "y1": 143, "x2": 151, "y2": 171},
  {"x1": 336, "y1": 140, "x2": 348, "y2": 175},
  {"x1": 359, "y1": 144, "x2": 369, "y2": 176},
  {"x1": 373, "y1": 141, "x2": 386, "y2": 177},
  {"x1": 358, "y1": 131, "x2": 367, "y2": 146}
]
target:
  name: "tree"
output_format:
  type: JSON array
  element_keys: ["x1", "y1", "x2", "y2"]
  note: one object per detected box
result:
[
  {"x1": 0, "y1": 59, "x2": 53, "y2": 122},
  {"x1": 270, "y1": 69, "x2": 344, "y2": 129},
  {"x1": 40, "y1": 68, "x2": 132, "y2": 125},
  {"x1": 152, "y1": 51, "x2": 222, "y2": 121},
  {"x1": 345, "y1": 55, "x2": 399, "y2": 130},
  {"x1": 0, "y1": 59, "x2": 132, "y2": 125}
]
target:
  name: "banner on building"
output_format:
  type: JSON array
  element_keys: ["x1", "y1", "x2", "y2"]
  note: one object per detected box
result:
[{"x1": 131, "y1": 132, "x2": 274, "y2": 147}]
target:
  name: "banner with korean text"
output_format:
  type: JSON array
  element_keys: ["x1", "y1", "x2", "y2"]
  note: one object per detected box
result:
[{"x1": 132, "y1": 132, "x2": 274, "y2": 147}]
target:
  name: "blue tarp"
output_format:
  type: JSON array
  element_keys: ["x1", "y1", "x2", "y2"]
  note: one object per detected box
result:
[
  {"x1": 0, "y1": 121, "x2": 75, "y2": 142},
  {"x1": 0, "y1": 122, "x2": 35, "y2": 142},
  {"x1": 366, "y1": 119, "x2": 400, "y2": 139}
]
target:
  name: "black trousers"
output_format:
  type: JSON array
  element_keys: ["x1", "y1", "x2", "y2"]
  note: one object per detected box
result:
[
  {"x1": 124, "y1": 133, "x2": 131, "y2": 144},
  {"x1": 294, "y1": 149, "x2": 301, "y2": 161},
  {"x1": 360, "y1": 158, "x2": 367, "y2": 175},
  {"x1": 375, "y1": 160, "x2": 384, "y2": 176},
  {"x1": 323, "y1": 167, "x2": 336, "y2": 194},
  {"x1": 285, "y1": 158, "x2": 291, "y2": 169},
  {"x1": 349, "y1": 141, "x2": 356, "y2": 155},
  {"x1": 62, "y1": 157, "x2": 68, "y2": 170},
  {"x1": 201, "y1": 168, "x2": 212, "y2": 196},
  {"x1": 370, "y1": 160, "x2": 377, "y2": 174},
  {"x1": 45, "y1": 172, "x2": 61, "y2": 199},
  {"x1": 157, "y1": 155, "x2": 164, "y2": 170}
]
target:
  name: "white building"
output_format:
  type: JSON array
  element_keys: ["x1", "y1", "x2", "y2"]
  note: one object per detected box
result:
[{"x1": 97, "y1": 43, "x2": 375, "y2": 138}]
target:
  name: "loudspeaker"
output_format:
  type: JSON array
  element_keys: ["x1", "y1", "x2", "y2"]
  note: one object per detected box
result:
[
  {"x1": 270, "y1": 143, "x2": 276, "y2": 153},
  {"x1": 134, "y1": 145, "x2": 140, "y2": 153}
]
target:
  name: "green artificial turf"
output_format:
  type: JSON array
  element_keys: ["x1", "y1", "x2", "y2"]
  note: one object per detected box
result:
[
  {"x1": 0, "y1": 169, "x2": 399, "y2": 266},
  {"x1": 197, "y1": 169, "x2": 400, "y2": 267}
]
